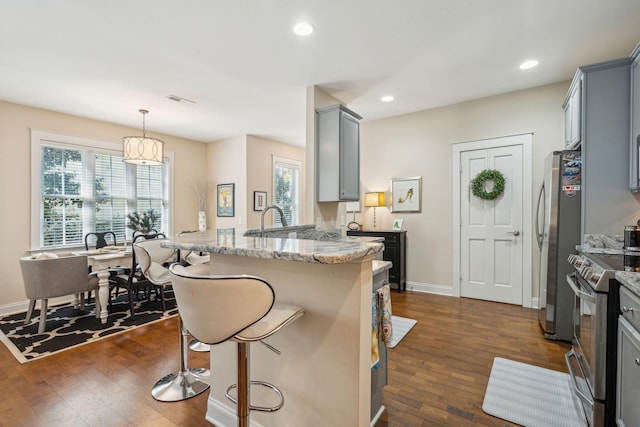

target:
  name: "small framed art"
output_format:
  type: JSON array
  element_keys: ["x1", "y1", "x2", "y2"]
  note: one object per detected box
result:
[
  {"x1": 253, "y1": 191, "x2": 267, "y2": 211},
  {"x1": 391, "y1": 177, "x2": 422, "y2": 213},
  {"x1": 217, "y1": 183, "x2": 235, "y2": 217}
]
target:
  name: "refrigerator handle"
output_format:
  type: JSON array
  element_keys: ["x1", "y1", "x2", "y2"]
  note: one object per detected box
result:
[{"x1": 535, "y1": 182, "x2": 545, "y2": 250}]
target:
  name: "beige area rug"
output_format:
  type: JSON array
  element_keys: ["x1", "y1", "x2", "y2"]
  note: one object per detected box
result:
[
  {"x1": 482, "y1": 357, "x2": 587, "y2": 427},
  {"x1": 389, "y1": 315, "x2": 417, "y2": 348}
]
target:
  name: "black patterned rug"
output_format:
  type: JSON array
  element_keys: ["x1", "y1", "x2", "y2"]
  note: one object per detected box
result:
[{"x1": 0, "y1": 291, "x2": 178, "y2": 363}]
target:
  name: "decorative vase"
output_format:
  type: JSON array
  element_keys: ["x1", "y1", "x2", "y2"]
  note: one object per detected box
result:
[{"x1": 198, "y1": 211, "x2": 207, "y2": 231}]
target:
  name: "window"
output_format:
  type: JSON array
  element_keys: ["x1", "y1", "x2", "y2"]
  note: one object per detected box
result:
[
  {"x1": 272, "y1": 156, "x2": 300, "y2": 226},
  {"x1": 31, "y1": 130, "x2": 171, "y2": 249}
]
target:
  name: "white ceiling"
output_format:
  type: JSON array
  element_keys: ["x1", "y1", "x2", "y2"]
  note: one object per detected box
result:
[{"x1": 1, "y1": 1, "x2": 640, "y2": 147}]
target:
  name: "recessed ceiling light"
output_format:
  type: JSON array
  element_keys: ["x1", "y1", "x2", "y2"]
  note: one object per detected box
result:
[
  {"x1": 381, "y1": 95, "x2": 394, "y2": 103},
  {"x1": 293, "y1": 22, "x2": 314, "y2": 36},
  {"x1": 519, "y1": 59, "x2": 539, "y2": 70}
]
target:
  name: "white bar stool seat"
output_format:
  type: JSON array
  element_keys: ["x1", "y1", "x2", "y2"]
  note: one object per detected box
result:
[
  {"x1": 134, "y1": 240, "x2": 210, "y2": 402},
  {"x1": 169, "y1": 264, "x2": 304, "y2": 427}
]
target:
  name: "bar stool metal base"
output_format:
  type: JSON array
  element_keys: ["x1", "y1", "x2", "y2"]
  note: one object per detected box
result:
[
  {"x1": 151, "y1": 315, "x2": 210, "y2": 402},
  {"x1": 152, "y1": 368, "x2": 210, "y2": 402}
]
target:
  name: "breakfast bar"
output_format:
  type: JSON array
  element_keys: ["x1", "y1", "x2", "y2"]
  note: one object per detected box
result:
[{"x1": 163, "y1": 230, "x2": 384, "y2": 427}]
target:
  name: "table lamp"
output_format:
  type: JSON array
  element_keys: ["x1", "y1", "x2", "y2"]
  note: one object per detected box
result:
[{"x1": 364, "y1": 192, "x2": 385, "y2": 230}]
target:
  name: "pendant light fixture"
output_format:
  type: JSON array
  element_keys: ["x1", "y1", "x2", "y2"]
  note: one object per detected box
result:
[{"x1": 123, "y1": 109, "x2": 164, "y2": 165}]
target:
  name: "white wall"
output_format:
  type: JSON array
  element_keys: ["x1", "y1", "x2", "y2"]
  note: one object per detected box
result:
[
  {"x1": 246, "y1": 135, "x2": 306, "y2": 228},
  {"x1": 206, "y1": 135, "x2": 306, "y2": 230},
  {"x1": 206, "y1": 136, "x2": 248, "y2": 230},
  {"x1": 0, "y1": 100, "x2": 207, "y2": 311},
  {"x1": 357, "y1": 82, "x2": 568, "y2": 295}
]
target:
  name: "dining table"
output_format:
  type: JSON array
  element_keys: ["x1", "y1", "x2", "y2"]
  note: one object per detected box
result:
[{"x1": 74, "y1": 248, "x2": 132, "y2": 324}]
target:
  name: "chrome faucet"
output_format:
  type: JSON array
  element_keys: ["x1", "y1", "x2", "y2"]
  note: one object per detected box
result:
[{"x1": 260, "y1": 205, "x2": 288, "y2": 236}]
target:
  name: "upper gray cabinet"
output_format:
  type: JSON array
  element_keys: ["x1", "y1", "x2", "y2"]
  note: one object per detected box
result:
[
  {"x1": 316, "y1": 104, "x2": 362, "y2": 202},
  {"x1": 563, "y1": 75, "x2": 582, "y2": 149},
  {"x1": 571, "y1": 58, "x2": 633, "y2": 237},
  {"x1": 630, "y1": 43, "x2": 640, "y2": 192}
]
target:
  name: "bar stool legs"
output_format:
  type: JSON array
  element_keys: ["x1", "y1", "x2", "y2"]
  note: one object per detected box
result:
[
  {"x1": 151, "y1": 316, "x2": 210, "y2": 401},
  {"x1": 225, "y1": 342, "x2": 285, "y2": 427},
  {"x1": 237, "y1": 342, "x2": 250, "y2": 427}
]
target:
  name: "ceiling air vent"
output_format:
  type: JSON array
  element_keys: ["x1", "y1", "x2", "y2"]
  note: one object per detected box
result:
[{"x1": 165, "y1": 95, "x2": 196, "y2": 104}]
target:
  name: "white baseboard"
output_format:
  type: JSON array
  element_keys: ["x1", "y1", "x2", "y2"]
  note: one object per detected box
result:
[
  {"x1": 0, "y1": 296, "x2": 77, "y2": 317},
  {"x1": 405, "y1": 282, "x2": 540, "y2": 310},
  {"x1": 405, "y1": 281, "x2": 454, "y2": 296},
  {"x1": 206, "y1": 397, "x2": 265, "y2": 427}
]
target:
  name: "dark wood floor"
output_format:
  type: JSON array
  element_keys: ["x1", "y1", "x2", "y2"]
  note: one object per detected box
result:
[{"x1": 0, "y1": 291, "x2": 570, "y2": 426}]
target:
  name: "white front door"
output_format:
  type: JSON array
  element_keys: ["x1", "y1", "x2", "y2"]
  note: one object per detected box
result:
[{"x1": 458, "y1": 138, "x2": 525, "y2": 304}]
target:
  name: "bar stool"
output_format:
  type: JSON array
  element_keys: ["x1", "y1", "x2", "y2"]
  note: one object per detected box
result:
[
  {"x1": 134, "y1": 240, "x2": 211, "y2": 402},
  {"x1": 169, "y1": 264, "x2": 304, "y2": 427},
  {"x1": 181, "y1": 249, "x2": 211, "y2": 352}
]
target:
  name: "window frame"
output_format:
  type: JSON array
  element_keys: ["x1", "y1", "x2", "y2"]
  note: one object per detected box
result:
[
  {"x1": 272, "y1": 155, "x2": 301, "y2": 226},
  {"x1": 30, "y1": 129, "x2": 174, "y2": 251}
]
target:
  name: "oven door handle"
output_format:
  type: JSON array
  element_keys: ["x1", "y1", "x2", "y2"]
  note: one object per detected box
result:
[
  {"x1": 566, "y1": 273, "x2": 596, "y2": 304},
  {"x1": 565, "y1": 349, "x2": 594, "y2": 409}
]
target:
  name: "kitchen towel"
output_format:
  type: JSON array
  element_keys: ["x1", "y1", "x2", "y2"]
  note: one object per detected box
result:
[
  {"x1": 376, "y1": 284, "x2": 393, "y2": 346},
  {"x1": 371, "y1": 293, "x2": 380, "y2": 370}
]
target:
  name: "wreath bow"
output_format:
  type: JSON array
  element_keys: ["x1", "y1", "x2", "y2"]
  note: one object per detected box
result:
[{"x1": 471, "y1": 169, "x2": 505, "y2": 200}]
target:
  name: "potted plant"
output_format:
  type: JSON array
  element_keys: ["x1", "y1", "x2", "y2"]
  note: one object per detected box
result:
[{"x1": 127, "y1": 210, "x2": 159, "y2": 234}]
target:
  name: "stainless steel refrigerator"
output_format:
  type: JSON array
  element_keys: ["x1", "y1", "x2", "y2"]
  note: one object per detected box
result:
[{"x1": 536, "y1": 150, "x2": 581, "y2": 342}]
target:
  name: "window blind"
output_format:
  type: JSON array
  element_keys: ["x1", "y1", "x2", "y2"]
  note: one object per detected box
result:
[
  {"x1": 273, "y1": 157, "x2": 300, "y2": 226},
  {"x1": 39, "y1": 143, "x2": 169, "y2": 248}
]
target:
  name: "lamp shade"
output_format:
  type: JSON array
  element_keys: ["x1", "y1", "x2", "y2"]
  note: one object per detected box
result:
[
  {"x1": 364, "y1": 192, "x2": 385, "y2": 207},
  {"x1": 123, "y1": 136, "x2": 164, "y2": 165},
  {"x1": 123, "y1": 109, "x2": 164, "y2": 166}
]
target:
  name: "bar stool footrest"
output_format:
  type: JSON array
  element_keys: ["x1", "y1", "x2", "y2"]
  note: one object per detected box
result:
[{"x1": 225, "y1": 380, "x2": 284, "y2": 412}]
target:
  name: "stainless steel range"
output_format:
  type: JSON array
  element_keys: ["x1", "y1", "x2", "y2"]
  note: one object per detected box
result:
[{"x1": 566, "y1": 252, "x2": 623, "y2": 427}]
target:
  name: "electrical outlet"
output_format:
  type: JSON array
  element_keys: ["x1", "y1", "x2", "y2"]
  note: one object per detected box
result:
[{"x1": 340, "y1": 215, "x2": 345, "y2": 226}]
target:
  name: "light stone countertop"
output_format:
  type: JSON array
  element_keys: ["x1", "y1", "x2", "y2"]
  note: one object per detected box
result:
[
  {"x1": 372, "y1": 260, "x2": 392, "y2": 276},
  {"x1": 577, "y1": 234, "x2": 626, "y2": 254},
  {"x1": 163, "y1": 229, "x2": 384, "y2": 264},
  {"x1": 616, "y1": 272, "x2": 640, "y2": 298}
]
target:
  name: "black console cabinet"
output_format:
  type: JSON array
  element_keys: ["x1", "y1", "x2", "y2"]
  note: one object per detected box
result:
[{"x1": 347, "y1": 230, "x2": 406, "y2": 292}]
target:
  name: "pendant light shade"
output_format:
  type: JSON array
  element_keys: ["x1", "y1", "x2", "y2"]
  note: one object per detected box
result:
[{"x1": 123, "y1": 109, "x2": 164, "y2": 165}]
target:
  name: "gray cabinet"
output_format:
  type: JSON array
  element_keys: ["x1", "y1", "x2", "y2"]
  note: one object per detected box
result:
[
  {"x1": 630, "y1": 43, "x2": 640, "y2": 191},
  {"x1": 316, "y1": 104, "x2": 362, "y2": 202},
  {"x1": 617, "y1": 286, "x2": 640, "y2": 427},
  {"x1": 563, "y1": 76, "x2": 582, "y2": 149},
  {"x1": 568, "y1": 58, "x2": 635, "y2": 238}
]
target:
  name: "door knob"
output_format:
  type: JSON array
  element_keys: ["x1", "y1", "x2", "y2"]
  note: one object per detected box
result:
[{"x1": 509, "y1": 230, "x2": 521, "y2": 236}]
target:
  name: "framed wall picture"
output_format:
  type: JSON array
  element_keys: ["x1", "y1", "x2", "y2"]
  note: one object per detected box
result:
[
  {"x1": 217, "y1": 183, "x2": 235, "y2": 217},
  {"x1": 391, "y1": 177, "x2": 422, "y2": 213},
  {"x1": 253, "y1": 191, "x2": 267, "y2": 211}
]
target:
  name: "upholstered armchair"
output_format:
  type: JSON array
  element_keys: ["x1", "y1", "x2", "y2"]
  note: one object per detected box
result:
[{"x1": 19, "y1": 253, "x2": 99, "y2": 334}]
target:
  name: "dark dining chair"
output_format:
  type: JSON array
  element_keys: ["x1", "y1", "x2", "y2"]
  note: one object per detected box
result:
[
  {"x1": 84, "y1": 231, "x2": 117, "y2": 250},
  {"x1": 84, "y1": 231, "x2": 124, "y2": 303}
]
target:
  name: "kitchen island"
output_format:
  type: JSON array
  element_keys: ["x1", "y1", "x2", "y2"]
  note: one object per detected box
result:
[{"x1": 163, "y1": 230, "x2": 384, "y2": 427}]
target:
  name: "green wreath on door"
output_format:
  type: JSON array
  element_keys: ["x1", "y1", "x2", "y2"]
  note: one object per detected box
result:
[{"x1": 470, "y1": 169, "x2": 506, "y2": 200}]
